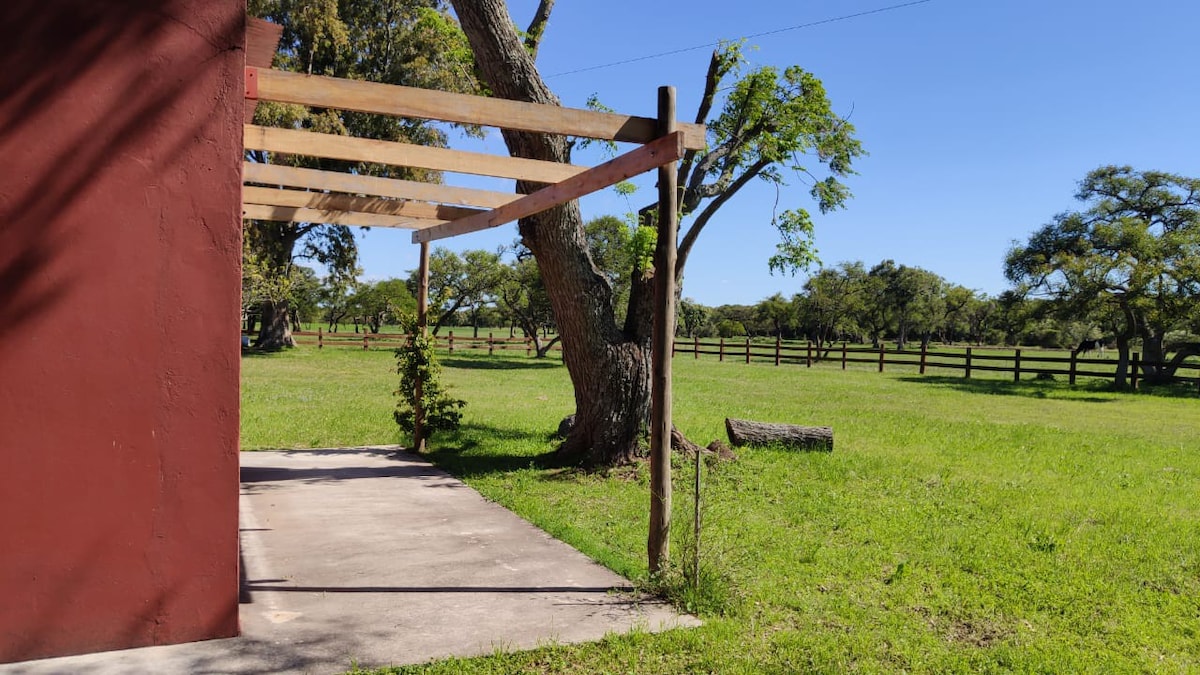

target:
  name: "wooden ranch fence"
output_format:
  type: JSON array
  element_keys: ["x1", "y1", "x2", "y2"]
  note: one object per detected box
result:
[
  {"x1": 292, "y1": 329, "x2": 560, "y2": 358},
  {"x1": 673, "y1": 337, "x2": 1200, "y2": 392},
  {"x1": 278, "y1": 330, "x2": 1200, "y2": 393}
]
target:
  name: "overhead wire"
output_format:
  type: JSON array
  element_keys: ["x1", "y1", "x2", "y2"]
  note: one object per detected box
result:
[{"x1": 546, "y1": 0, "x2": 936, "y2": 78}]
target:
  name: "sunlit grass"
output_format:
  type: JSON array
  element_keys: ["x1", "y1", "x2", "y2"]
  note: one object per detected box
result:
[{"x1": 243, "y1": 347, "x2": 1200, "y2": 673}]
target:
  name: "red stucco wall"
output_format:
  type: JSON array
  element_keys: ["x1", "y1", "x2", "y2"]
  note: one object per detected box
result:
[{"x1": 0, "y1": 0, "x2": 244, "y2": 663}]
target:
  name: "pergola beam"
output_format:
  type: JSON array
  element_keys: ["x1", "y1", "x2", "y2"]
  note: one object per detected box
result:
[
  {"x1": 245, "y1": 125, "x2": 585, "y2": 184},
  {"x1": 241, "y1": 204, "x2": 444, "y2": 229},
  {"x1": 243, "y1": 163, "x2": 519, "y2": 209},
  {"x1": 242, "y1": 185, "x2": 484, "y2": 221},
  {"x1": 413, "y1": 130, "x2": 686, "y2": 244},
  {"x1": 251, "y1": 67, "x2": 707, "y2": 151}
]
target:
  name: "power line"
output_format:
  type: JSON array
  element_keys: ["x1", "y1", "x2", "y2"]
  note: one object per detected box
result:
[{"x1": 546, "y1": 0, "x2": 936, "y2": 78}]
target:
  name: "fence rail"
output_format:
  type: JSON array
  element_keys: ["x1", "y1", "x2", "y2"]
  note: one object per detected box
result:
[
  {"x1": 672, "y1": 337, "x2": 1200, "y2": 392},
  {"x1": 292, "y1": 329, "x2": 557, "y2": 357},
  {"x1": 276, "y1": 330, "x2": 1200, "y2": 393}
]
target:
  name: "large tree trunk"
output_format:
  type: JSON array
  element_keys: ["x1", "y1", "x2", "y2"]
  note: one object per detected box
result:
[
  {"x1": 255, "y1": 298, "x2": 294, "y2": 350},
  {"x1": 452, "y1": 0, "x2": 654, "y2": 465}
]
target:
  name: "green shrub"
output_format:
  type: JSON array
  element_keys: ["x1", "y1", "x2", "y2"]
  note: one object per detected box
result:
[{"x1": 393, "y1": 313, "x2": 466, "y2": 445}]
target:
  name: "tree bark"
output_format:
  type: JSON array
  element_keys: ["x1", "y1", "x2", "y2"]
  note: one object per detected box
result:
[
  {"x1": 255, "y1": 298, "x2": 295, "y2": 350},
  {"x1": 725, "y1": 418, "x2": 833, "y2": 452},
  {"x1": 451, "y1": 0, "x2": 653, "y2": 465}
]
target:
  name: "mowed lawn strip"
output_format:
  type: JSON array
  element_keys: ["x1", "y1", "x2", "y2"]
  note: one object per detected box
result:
[{"x1": 241, "y1": 347, "x2": 1200, "y2": 673}]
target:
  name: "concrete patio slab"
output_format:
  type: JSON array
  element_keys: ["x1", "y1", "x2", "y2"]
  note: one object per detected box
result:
[{"x1": 4, "y1": 448, "x2": 698, "y2": 674}]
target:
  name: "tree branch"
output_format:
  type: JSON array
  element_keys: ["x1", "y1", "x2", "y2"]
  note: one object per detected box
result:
[
  {"x1": 523, "y1": 0, "x2": 555, "y2": 61},
  {"x1": 676, "y1": 157, "x2": 771, "y2": 281},
  {"x1": 677, "y1": 49, "x2": 723, "y2": 193}
]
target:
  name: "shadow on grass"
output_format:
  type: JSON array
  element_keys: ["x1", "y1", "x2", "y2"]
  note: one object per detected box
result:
[
  {"x1": 425, "y1": 422, "x2": 568, "y2": 479},
  {"x1": 439, "y1": 355, "x2": 563, "y2": 371},
  {"x1": 897, "y1": 375, "x2": 1118, "y2": 402},
  {"x1": 241, "y1": 347, "x2": 285, "y2": 358},
  {"x1": 902, "y1": 374, "x2": 1200, "y2": 401}
]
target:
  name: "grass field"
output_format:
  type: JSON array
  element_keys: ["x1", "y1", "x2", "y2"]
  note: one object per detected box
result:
[{"x1": 241, "y1": 347, "x2": 1199, "y2": 673}]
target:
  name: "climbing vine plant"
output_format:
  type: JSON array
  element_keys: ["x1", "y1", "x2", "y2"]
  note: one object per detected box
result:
[{"x1": 393, "y1": 313, "x2": 466, "y2": 445}]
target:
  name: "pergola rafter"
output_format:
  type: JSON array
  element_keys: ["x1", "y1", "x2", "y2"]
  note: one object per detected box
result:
[{"x1": 240, "y1": 20, "x2": 703, "y2": 571}]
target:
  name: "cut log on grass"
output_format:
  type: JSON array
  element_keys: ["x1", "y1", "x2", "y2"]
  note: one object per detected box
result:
[{"x1": 725, "y1": 418, "x2": 833, "y2": 452}]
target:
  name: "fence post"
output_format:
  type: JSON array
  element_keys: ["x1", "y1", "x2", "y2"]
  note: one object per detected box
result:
[
  {"x1": 488, "y1": 332, "x2": 494, "y2": 356},
  {"x1": 1130, "y1": 352, "x2": 1140, "y2": 390},
  {"x1": 1013, "y1": 348, "x2": 1021, "y2": 382},
  {"x1": 965, "y1": 347, "x2": 972, "y2": 379},
  {"x1": 878, "y1": 344, "x2": 885, "y2": 373},
  {"x1": 745, "y1": 337, "x2": 751, "y2": 364},
  {"x1": 363, "y1": 333, "x2": 369, "y2": 350},
  {"x1": 806, "y1": 341, "x2": 813, "y2": 368},
  {"x1": 318, "y1": 326, "x2": 323, "y2": 350},
  {"x1": 694, "y1": 335, "x2": 699, "y2": 359},
  {"x1": 672, "y1": 336, "x2": 677, "y2": 359},
  {"x1": 775, "y1": 336, "x2": 781, "y2": 366},
  {"x1": 919, "y1": 341, "x2": 927, "y2": 375},
  {"x1": 448, "y1": 331, "x2": 454, "y2": 353},
  {"x1": 526, "y1": 338, "x2": 532, "y2": 357},
  {"x1": 1069, "y1": 350, "x2": 1077, "y2": 385},
  {"x1": 719, "y1": 337, "x2": 725, "y2": 362},
  {"x1": 841, "y1": 341, "x2": 847, "y2": 370}
]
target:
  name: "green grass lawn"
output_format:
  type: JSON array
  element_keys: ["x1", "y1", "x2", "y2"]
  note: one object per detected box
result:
[{"x1": 242, "y1": 347, "x2": 1200, "y2": 673}]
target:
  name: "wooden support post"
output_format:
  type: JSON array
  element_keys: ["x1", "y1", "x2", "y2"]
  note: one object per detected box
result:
[
  {"x1": 488, "y1": 332, "x2": 494, "y2": 356},
  {"x1": 1130, "y1": 352, "x2": 1140, "y2": 390},
  {"x1": 363, "y1": 334, "x2": 369, "y2": 350},
  {"x1": 745, "y1": 337, "x2": 751, "y2": 364},
  {"x1": 526, "y1": 339, "x2": 532, "y2": 357},
  {"x1": 694, "y1": 335, "x2": 699, "y2": 359},
  {"x1": 1013, "y1": 348, "x2": 1022, "y2": 382},
  {"x1": 318, "y1": 326, "x2": 323, "y2": 349},
  {"x1": 775, "y1": 336, "x2": 781, "y2": 366},
  {"x1": 841, "y1": 341, "x2": 847, "y2": 370},
  {"x1": 919, "y1": 342, "x2": 927, "y2": 375},
  {"x1": 965, "y1": 347, "x2": 973, "y2": 379},
  {"x1": 1069, "y1": 351, "x2": 1077, "y2": 385},
  {"x1": 719, "y1": 337, "x2": 725, "y2": 362},
  {"x1": 648, "y1": 86, "x2": 677, "y2": 576},
  {"x1": 806, "y1": 341, "x2": 813, "y2": 368},
  {"x1": 878, "y1": 344, "x2": 885, "y2": 372},
  {"x1": 413, "y1": 241, "x2": 430, "y2": 453},
  {"x1": 448, "y1": 331, "x2": 454, "y2": 353}
]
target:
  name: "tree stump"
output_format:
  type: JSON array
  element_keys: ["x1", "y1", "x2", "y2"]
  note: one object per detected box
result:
[{"x1": 725, "y1": 418, "x2": 833, "y2": 452}]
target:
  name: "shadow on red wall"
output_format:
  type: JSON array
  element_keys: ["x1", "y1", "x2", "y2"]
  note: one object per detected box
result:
[{"x1": 0, "y1": 0, "x2": 245, "y2": 662}]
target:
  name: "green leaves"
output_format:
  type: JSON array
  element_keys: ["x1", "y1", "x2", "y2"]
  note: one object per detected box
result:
[
  {"x1": 393, "y1": 312, "x2": 466, "y2": 443},
  {"x1": 628, "y1": 225, "x2": 657, "y2": 275},
  {"x1": 767, "y1": 208, "x2": 819, "y2": 276},
  {"x1": 677, "y1": 41, "x2": 864, "y2": 279}
]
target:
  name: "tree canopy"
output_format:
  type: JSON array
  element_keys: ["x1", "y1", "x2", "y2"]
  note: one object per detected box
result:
[
  {"x1": 244, "y1": 0, "x2": 477, "y2": 348},
  {"x1": 1005, "y1": 165, "x2": 1200, "y2": 385}
]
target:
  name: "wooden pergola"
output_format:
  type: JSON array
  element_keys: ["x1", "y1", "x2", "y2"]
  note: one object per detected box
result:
[{"x1": 241, "y1": 22, "x2": 705, "y2": 571}]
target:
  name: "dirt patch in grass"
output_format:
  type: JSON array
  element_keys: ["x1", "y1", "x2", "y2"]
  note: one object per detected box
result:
[{"x1": 914, "y1": 606, "x2": 1012, "y2": 648}]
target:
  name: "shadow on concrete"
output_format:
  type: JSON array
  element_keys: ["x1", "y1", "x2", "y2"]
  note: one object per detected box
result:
[
  {"x1": 243, "y1": 584, "x2": 631, "y2": 594},
  {"x1": 240, "y1": 463, "x2": 444, "y2": 484}
]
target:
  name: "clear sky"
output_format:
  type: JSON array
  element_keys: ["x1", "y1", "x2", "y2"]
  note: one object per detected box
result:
[{"x1": 349, "y1": 0, "x2": 1200, "y2": 306}]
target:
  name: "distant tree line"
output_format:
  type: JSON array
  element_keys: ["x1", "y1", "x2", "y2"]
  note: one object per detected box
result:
[
  {"x1": 243, "y1": 167, "x2": 1198, "y2": 389},
  {"x1": 675, "y1": 260, "x2": 1111, "y2": 351}
]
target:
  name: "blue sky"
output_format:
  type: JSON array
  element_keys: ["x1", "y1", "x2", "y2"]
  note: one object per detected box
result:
[{"x1": 350, "y1": 0, "x2": 1200, "y2": 306}]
